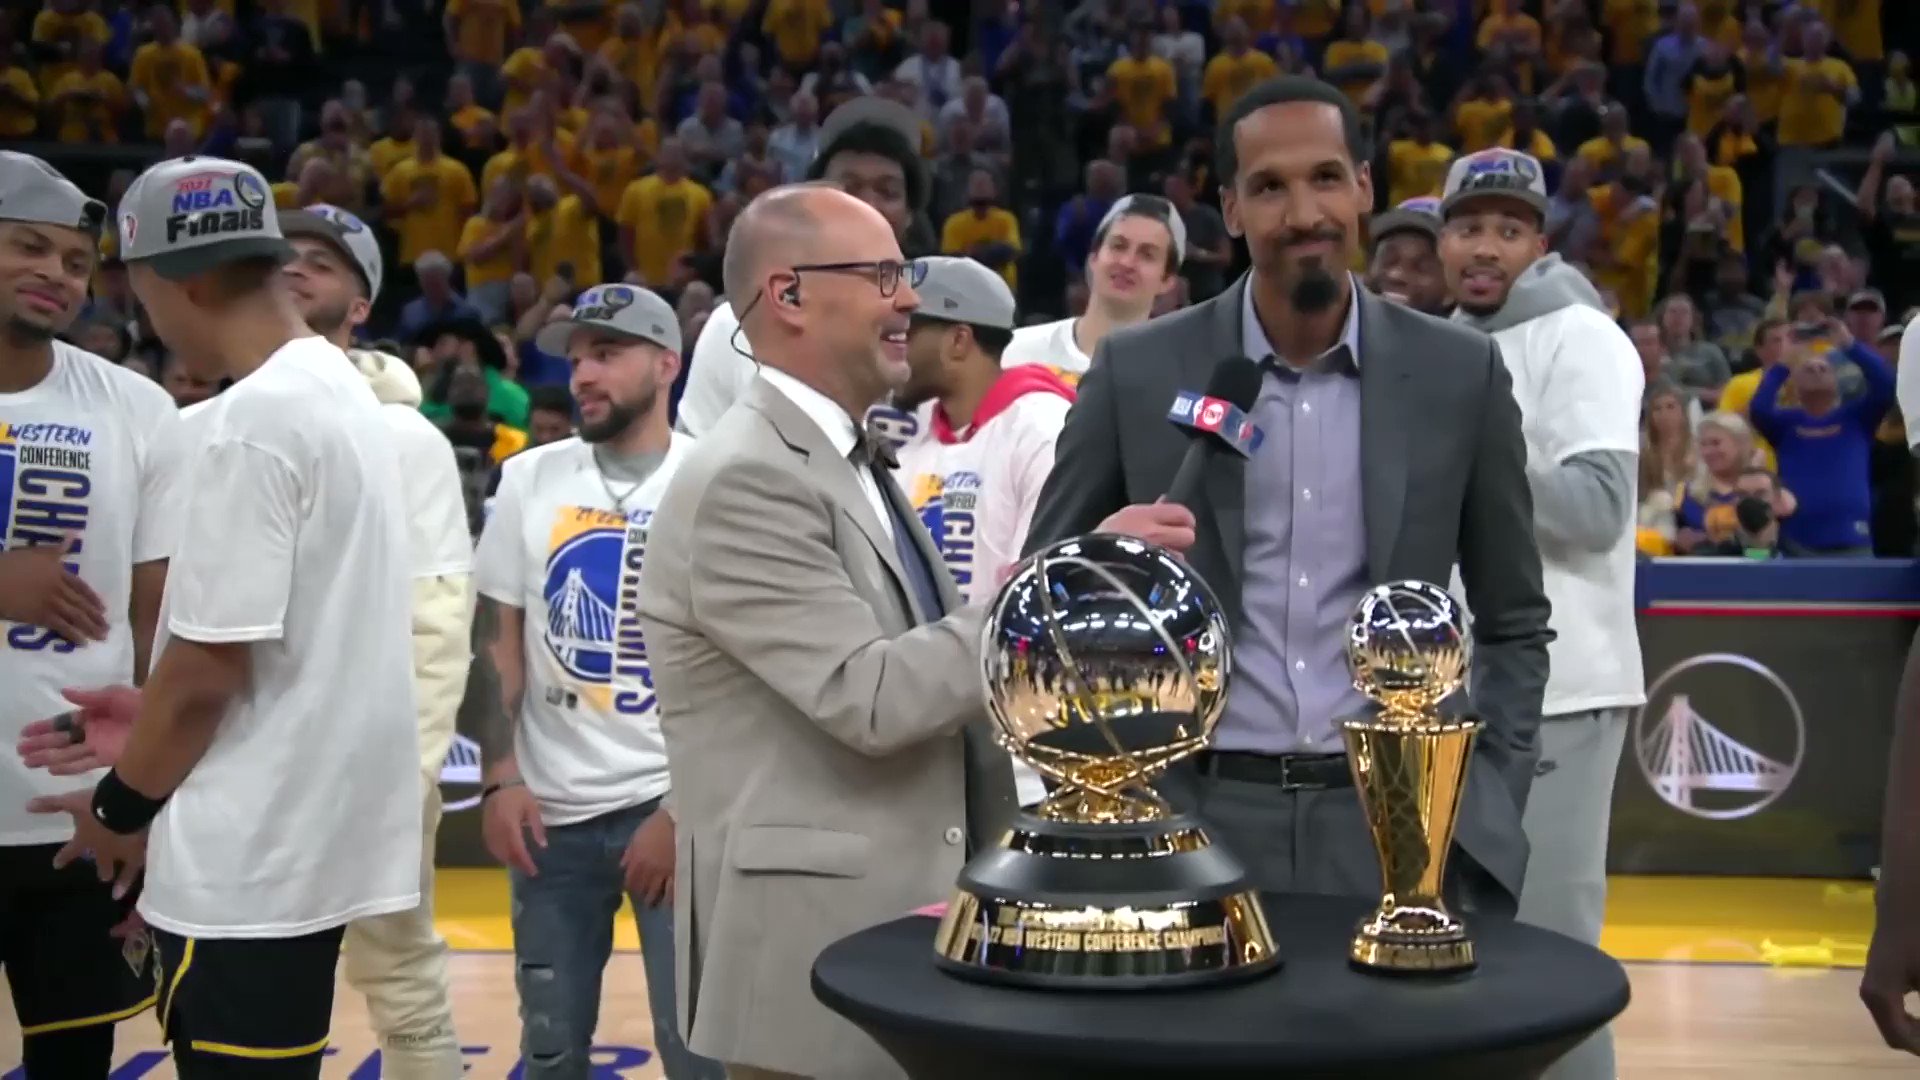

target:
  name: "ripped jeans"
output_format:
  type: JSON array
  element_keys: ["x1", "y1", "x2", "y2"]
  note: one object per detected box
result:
[{"x1": 508, "y1": 797, "x2": 722, "y2": 1080}]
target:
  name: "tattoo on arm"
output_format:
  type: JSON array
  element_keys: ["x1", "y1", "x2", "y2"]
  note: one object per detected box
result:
[{"x1": 466, "y1": 597, "x2": 519, "y2": 770}]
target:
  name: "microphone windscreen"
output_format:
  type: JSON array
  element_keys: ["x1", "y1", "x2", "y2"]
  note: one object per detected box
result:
[{"x1": 1205, "y1": 356, "x2": 1266, "y2": 413}]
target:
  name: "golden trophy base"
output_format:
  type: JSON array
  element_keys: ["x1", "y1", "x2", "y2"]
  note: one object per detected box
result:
[
  {"x1": 932, "y1": 813, "x2": 1281, "y2": 989},
  {"x1": 1349, "y1": 911, "x2": 1477, "y2": 973}
]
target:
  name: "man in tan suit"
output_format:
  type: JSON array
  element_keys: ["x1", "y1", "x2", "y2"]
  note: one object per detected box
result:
[{"x1": 635, "y1": 184, "x2": 1017, "y2": 1080}]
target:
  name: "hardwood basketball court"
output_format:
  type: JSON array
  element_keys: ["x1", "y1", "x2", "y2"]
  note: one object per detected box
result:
[{"x1": 1, "y1": 872, "x2": 1906, "y2": 1077}]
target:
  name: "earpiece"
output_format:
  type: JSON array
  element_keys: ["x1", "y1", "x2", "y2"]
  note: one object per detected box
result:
[{"x1": 781, "y1": 281, "x2": 801, "y2": 307}]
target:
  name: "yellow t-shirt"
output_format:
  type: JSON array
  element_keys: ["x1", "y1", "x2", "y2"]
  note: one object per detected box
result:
[
  {"x1": 1498, "y1": 127, "x2": 1558, "y2": 162},
  {"x1": 1201, "y1": 50, "x2": 1276, "y2": 118},
  {"x1": 1322, "y1": 39, "x2": 1388, "y2": 104},
  {"x1": 0, "y1": 67, "x2": 40, "y2": 139},
  {"x1": 940, "y1": 207, "x2": 1023, "y2": 289},
  {"x1": 1107, "y1": 56, "x2": 1177, "y2": 143},
  {"x1": 1740, "y1": 47, "x2": 1785, "y2": 123},
  {"x1": 1292, "y1": 0, "x2": 1341, "y2": 39},
  {"x1": 128, "y1": 41, "x2": 212, "y2": 139},
  {"x1": 599, "y1": 33, "x2": 664, "y2": 103},
  {"x1": 31, "y1": 10, "x2": 110, "y2": 88},
  {"x1": 380, "y1": 155, "x2": 480, "y2": 265},
  {"x1": 526, "y1": 195, "x2": 601, "y2": 285},
  {"x1": 1704, "y1": 164, "x2": 1744, "y2": 251},
  {"x1": 576, "y1": 143, "x2": 640, "y2": 217},
  {"x1": 1590, "y1": 188, "x2": 1659, "y2": 319},
  {"x1": 1602, "y1": 0, "x2": 1659, "y2": 65},
  {"x1": 1476, "y1": 13, "x2": 1542, "y2": 53},
  {"x1": 499, "y1": 47, "x2": 546, "y2": 118},
  {"x1": 1778, "y1": 57, "x2": 1856, "y2": 147},
  {"x1": 1386, "y1": 139, "x2": 1453, "y2": 206},
  {"x1": 762, "y1": 0, "x2": 832, "y2": 68},
  {"x1": 481, "y1": 133, "x2": 578, "y2": 191},
  {"x1": 48, "y1": 69, "x2": 125, "y2": 144},
  {"x1": 615, "y1": 175, "x2": 712, "y2": 286},
  {"x1": 445, "y1": 0, "x2": 520, "y2": 65},
  {"x1": 1455, "y1": 98, "x2": 1513, "y2": 153},
  {"x1": 1816, "y1": 0, "x2": 1881, "y2": 63},
  {"x1": 456, "y1": 214, "x2": 519, "y2": 290},
  {"x1": 1686, "y1": 67, "x2": 1738, "y2": 137},
  {"x1": 1716, "y1": 374, "x2": 1779, "y2": 471},
  {"x1": 449, "y1": 104, "x2": 497, "y2": 152},
  {"x1": 1214, "y1": 0, "x2": 1275, "y2": 36},
  {"x1": 546, "y1": 0, "x2": 612, "y2": 55},
  {"x1": 369, "y1": 136, "x2": 415, "y2": 181},
  {"x1": 1576, "y1": 134, "x2": 1650, "y2": 177}
]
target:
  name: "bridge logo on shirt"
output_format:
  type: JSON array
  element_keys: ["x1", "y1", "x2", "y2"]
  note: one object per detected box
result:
[
  {"x1": 865, "y1": 403, "x2": 919, "y2": 451},
  {"x1": 909, "y1": 469, "x2": 978, "y2": 591},
  {"x1": 1632, "y1": 653, "x2": 1805, "y2": 821},
  {"x1": 0, "y1": 421, "x2": 95, "y2": 654},
  {"x1": 539, "y1": 505, "x2": 657, "y2": 718}
]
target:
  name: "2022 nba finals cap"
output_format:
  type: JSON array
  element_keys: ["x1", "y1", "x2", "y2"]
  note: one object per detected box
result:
[
  {"x1": 281, "y1": 203, "x2": 384, "y2": 301},
  {"x1": 535, "y1": 283, "x2": 682, "y2": 357},
  {"x1": 1372, "y1": 196, "x2": 1442, "y2": 244},
  {"x1": 912, "y1": 256, "x2": 1017, "y2": 331},
  {"x1": 1440, "y1": 148, "x2": 1550, "y2": 220},
  {"x1": 0, "y1": 151, "x2": 107, "y2": 237},
  {"x1": 117, "y1": 156, "x2": 291, "y2": 279}
]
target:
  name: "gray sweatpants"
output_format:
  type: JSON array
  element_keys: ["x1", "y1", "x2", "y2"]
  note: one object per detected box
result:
[{"x1": 1518, "y1": 709, "x2": 1630, "y2": 1080}]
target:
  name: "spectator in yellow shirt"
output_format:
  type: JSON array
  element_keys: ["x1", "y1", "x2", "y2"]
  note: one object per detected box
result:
[
  {"x1": 1589, "y1": 175, "x2": 1660, "y2": 318},
  {"x1": 1451, "y1": 71, "x2": 1515, "y2": 153},
  {"x1": 1778, "y1": 23, "x2": 1857, "y2": 149},
  {"x1": 524, "y1": 174, "x2": 601, "y2": 287},
  {"x1": 1718, "y1": 316, "x2": 1790, "y2": 469},
  {"x1": 482, "y1": 108, "x2": 576, "y2": 192},
  {"x1": 128, "y1": 6, "x2": 213, "y2": 139},
  {"x1": 1498, "y1": 97, "x2": 1558, "y2": 160},
  {"x1": 1201, "y1": 19, "x2": 1276, "y2": 121},
  {"x1": 1323, "y1": 6, "x2": 1390, "y2": 105},
  {"x1": 443, "y1": 0, "x2": 520, "y2": 107},
  {"x1": 0, "y1": 52, "x2": 42, "y2": 139},
  {"x1": 47, "y1": 39, "x2": 126, "y2": 143},
  {"x1": 31, "y1": 0, "x2": 111, "y2": 89},
  {"x1": 458, "y1": 177, "x2": 527, "y2": 323},
  {"x1": 383, "y1": 119, "x2": 481, "y2": 267},
  {"x1": 1575, "y1": 104, "x2": 1650, "y2": 180},
  {"x1": 940, "y1": 169, "x2": 1023, "y2": 289},
  {"x1": 445, "y1": 72, "x2": 499, "y2": 154},
  {"x1": 1108, "y1": 28, "x2": 1177, "y2": 150},
  {"x1": 1477, "y1": 0, "x2": 1543, "y2": 60},
  {"x1": 762, "y1": 0, "x2": 831, "y2": 73},
  {"x1": 1385, "y1": 111, "x2": 1453, "y2": 206},
  {"x1": 1602, "y1": 0, "x2": 1660, "y2": 67},
  {"x1": 616, "y1": 138, "x2": 712, "y2": 287}
]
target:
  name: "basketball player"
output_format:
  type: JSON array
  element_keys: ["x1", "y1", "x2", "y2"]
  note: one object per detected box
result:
[
  {"x1": 0, "y1": 153, "x2": 180, "y2": 1077},
  {"x1": 1436, "y1": 148, "x2": 1644, "y2": 1080},
  {"x1": 471, "y1": 284, "x2": 720, "y2": 1080},
  {"x1": 26, "y1": 156, "x2": 421, "y2": 1077},
  {"x1": 998, "y1": 194, "x2": 1186, "y2": 385},
  {"x1": 278, "y1": 205, "x2": 473, "y2": 1080},
  {"x1": 893, "y1": 256, "x2": 1073, "y2": 808},
  {"x1": 677, "y1": 96, "x2": 933, "y2": 448}
]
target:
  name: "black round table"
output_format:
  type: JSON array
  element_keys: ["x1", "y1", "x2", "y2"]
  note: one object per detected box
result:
[{"x1": 811, "y1": 892, "x2": 1630, "y2": 1080}]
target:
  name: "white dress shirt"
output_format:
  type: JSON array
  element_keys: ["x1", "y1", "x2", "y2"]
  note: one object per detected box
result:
[{"x1": 759, "y1": 366, "x2": 895, "y2": 539}]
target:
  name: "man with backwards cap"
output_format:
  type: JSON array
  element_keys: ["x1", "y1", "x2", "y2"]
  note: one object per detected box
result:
[
  {"x1": 1367, "y1": 196, "x2": 1451, "y2": 316},
  {"x1": 277, "y1": 205, "x2": 474, "y2": 1080},
  {"x1": 997, "y1": 194, "x2": 1187, "y2": 384},
  {"x1": 676, "y1": 96, "x2": 936, "y2": 447},
  {"x1": 892, "y1": 256, "x2": 1076, "y2": 809},
  {"x1": 24, "y1": 156, "x2": 422, "y2": 1076},
  {"x1": 0, "y1": 152, "x2": 181, "y2": 1078},
  {"x1": 1436, "y1": 147, "x2": 1643, "y2": 1080},
  {"x1": 471, "y1": 284, "x2": 720, "y2": 1080}
]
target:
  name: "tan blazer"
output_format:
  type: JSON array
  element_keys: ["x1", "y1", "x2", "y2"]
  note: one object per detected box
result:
[{"x1": 636, "y1": 376, "x2": 1016, "y2": 1079}]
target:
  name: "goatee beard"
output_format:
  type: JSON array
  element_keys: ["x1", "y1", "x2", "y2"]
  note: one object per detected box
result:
[{"x1": 1290, "y1": 266, "x2": 1341, "y2": 314}]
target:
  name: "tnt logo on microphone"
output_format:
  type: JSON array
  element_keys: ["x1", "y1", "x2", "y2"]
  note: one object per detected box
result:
[{"x1": 1198, "y1": 400, "x2": 1227, "y2": 431}]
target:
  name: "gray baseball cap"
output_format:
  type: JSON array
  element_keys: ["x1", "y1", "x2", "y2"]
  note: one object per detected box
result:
[
  {"x1": 117, "y1": 156, "x2": 290, "y2": 280},
  {"x1": 1441, "y1": 148, "x2": 1550, "y2": 220},
  {"x1": 1372, "y1": 196, "x2": 1441, "y2": 245},
  {"x1": 1096, "y1": 194, "x2": 1188, "y2": 266},
  {"x1": 281, "y1": 204, "x2": 384, "y2": 301},
  {"x1": 535, "y1": 283, "x2": 681, "y2": 356},
  {"x1": 912, "y1": 256, "x2": 1017, "y2": 331},
  {"x1": 0, "y1": 152, "x2": 107, "y2": 237}
]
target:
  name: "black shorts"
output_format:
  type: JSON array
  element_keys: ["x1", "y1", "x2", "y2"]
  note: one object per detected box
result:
[
  {"x1": 153, "y1": 925, "x2": 345, "y2": 1077},
  {"x1": 0, "y1": 842, "x2": 157, "y2": 1037}
]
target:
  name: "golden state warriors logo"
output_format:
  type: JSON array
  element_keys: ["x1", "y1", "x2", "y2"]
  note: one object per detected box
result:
[
  {"x1": 865, "y1": 403, "x2": 919, "y2": 451},
  {"x1": 910, "y1": 469, "x2": 979, "y2": 591},
  {"x1": 541, "y1": 506, "x2": 657, "y2": 717}
]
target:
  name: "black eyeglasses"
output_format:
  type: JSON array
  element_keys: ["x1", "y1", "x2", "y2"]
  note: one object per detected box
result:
[{"x1": 791, "y1": 259, "x2": 927, "y2": 297}]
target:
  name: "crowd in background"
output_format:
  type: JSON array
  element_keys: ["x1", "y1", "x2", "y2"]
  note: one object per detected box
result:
[{"x1": 4, "y1": 0, "x2": 1917, "y2": 556}]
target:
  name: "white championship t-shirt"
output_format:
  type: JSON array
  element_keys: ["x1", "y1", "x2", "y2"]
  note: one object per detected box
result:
[
  {"x1": 0, "y1": 342, "x2": 183, "y2": 847},
  {"x1": 142, "y1": 336, "x2": 422, "y2": 938},
  {"x1": 473, "y1": 434, "x2": 695, "y2": 826},
  {"x1": 678, "y1": 299, "x2": 933, "y2": 451},
  {"x1": 1000, "y1": 316, "x2": 1093, "y2": 385},
  {"x1": 898, "y1": 382, "x2": 1072, "y2": 807},
  {"x1": 1487, "y1": 303, "x2": 1647, "y2": 716}
]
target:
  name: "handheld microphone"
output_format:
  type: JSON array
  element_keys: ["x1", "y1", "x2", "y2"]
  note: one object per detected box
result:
[{"x1": 1165, "y1": 356, "x2": 1266, "y2": 511}]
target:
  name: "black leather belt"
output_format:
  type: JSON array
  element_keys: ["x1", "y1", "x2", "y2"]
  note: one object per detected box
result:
[{"x1": 1198, "y1": 751, "x2": 1353, "y2": 790}]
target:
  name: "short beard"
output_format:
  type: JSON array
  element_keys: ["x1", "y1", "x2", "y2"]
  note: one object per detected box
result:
[
  {"x1": 5, "y1": 312, "x2": 57, "y2": 346},
  {"x1": 303, "y1": 301, "x2": 351, "y2": 339},
  {"x1": 1289, "y1": 265, "x2": 1341, "y2": 314},
  {"x1": 1457, "y1": 298, "x2": 1503, "y2": 318},
  {"x1": 578, "y1": 389, "x2": 654, "y2": 444}
]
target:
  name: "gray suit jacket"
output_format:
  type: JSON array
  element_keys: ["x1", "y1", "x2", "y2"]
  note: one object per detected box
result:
[
  {"x1": 1025, "y1": 275, "x2": 1554, "y2": 903},
  {"x1": 637, "y1": 376, "x2": 1016, "y2": 1079}
]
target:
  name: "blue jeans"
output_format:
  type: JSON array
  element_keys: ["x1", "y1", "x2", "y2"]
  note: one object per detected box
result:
[{"x1": 508, "y1": 798, "x2": 722, "y2": 1080}]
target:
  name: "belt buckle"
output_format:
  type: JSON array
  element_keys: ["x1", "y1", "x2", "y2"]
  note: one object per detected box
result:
[{"x1": 1280, "y1": 755, "x2": 1328, "y2": 791}]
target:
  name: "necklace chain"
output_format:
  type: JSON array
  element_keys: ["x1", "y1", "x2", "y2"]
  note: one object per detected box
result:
[{"x1": 591, "y1": 447, "x2": 644, "y2": 514}]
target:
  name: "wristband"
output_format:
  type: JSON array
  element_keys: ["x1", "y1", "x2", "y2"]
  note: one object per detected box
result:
[
  {"x1": 481, "y1": 778, "x2": 526, "y2": 802},
  {"x1": 91, "y1": 769, "x2": 167, "y2": 836}
]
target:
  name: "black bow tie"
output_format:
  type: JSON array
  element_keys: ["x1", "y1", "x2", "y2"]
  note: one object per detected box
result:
[{"x1": 850, "y1": 425, "x2": 899, "y2": 470}]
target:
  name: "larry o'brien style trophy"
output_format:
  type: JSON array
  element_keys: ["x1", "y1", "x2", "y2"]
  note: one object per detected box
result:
[
  {"x1": 932, "y1": 534, "x2": 1279, "y2": 988},
  {"x1": 1341, "y1": 581, "x2": 1481, "y2": 974}
]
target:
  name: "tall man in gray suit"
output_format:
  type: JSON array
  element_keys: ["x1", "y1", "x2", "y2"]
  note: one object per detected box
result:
[
  {"x1": 1025, "y1": 76, "x2": 1555, "y2": 915},
  {"x1": 635, "y1": 184, "x2": 1017, "y2": 1080}
]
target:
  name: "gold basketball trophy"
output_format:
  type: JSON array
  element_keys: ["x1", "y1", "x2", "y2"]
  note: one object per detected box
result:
[
  {"x1": 932, "y1": 534, "x2": 1280, "y2": 988},
  {"x1": 1341, "y1": 581, "x2": 1481, "y2": 973}
]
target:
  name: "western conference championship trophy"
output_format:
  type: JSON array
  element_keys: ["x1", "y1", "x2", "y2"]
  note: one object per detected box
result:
[
  {"x1": 1341, "y1": 581, "x2": 1481, "y2": 974},
  {"x1": 933, "y1": 534, "x2": 1280, "y2": 988}
]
